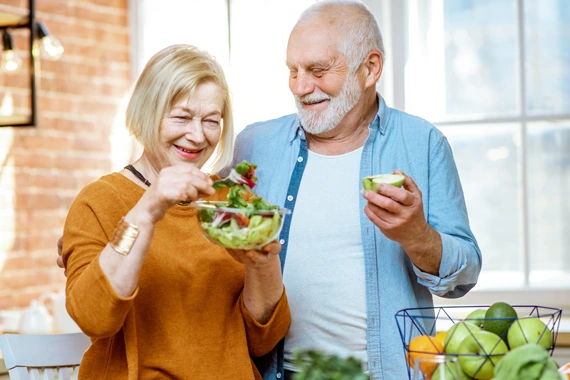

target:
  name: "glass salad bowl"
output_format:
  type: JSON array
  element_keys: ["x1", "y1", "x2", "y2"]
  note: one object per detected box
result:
[{"x1": 191, "y1": 200, "x2": 290, "y2": 250}]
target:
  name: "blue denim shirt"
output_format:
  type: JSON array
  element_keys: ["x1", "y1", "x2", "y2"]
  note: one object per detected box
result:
[{"x1": 232, "y1": 97, "x2": 482, "y2": 380}]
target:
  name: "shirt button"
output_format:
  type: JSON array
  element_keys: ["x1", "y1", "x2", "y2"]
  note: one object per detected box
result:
[
  {"x1": 279, "y1": 239, "x2": 285, "y2": 245},
  {"x1": 287, "y1": 195, "x2": 294, "y2": 201},
  {"x1": 297, "y1": 156, "x2": 303, "y2": 162},
  {"x1": 276, "y1": 374, "x2": 282, "y2": 379}
]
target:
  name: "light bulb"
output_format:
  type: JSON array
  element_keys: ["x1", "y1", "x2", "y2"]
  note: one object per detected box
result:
[
  {"x1": 39, "y1": 35, "x2": 64, "y2": 60},
  {"x1": 1, "y1": 50, "x2": 22, "y2": 72},
  {"x1": 35, "y1": 22, "x2": 64, "y2": 61},
  {"x1": 1, "y1": 31, "x2": 22, "y2": 73}
]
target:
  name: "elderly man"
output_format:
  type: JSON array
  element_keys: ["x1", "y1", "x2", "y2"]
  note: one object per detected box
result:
[{"x1": 233, "y1": 1, "x2": 481, "y2": 379}]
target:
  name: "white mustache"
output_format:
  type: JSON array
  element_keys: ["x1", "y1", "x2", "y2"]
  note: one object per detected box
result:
[{"x1": 296, "y1": 92, "x2": 332, "y2": 105}]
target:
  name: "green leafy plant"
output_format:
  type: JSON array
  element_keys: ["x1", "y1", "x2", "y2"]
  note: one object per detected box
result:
[{"x1": 292, "y1": 350, "x2": 369, "y2": 380}]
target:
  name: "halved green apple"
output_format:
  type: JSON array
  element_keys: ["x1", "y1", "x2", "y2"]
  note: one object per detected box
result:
[{"x1": 362, "y1": 174, "x2": 405, "y2": 191}]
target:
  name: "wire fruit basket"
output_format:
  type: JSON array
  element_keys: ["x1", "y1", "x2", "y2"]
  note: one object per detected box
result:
[{"x1": 394, "y1": 305, "x2": 562, "y2": 380}]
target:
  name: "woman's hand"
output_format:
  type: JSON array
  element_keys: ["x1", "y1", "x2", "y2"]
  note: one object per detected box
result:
[
  {"x1": 228, "y1": 240, "x2": 284, "y2": 323},
  {"x1": 135, "y1": 164, "x2": 215, "y2": 225},
  {"x1": 225, "y1": 240, "x2": 282, "y2": 266}
]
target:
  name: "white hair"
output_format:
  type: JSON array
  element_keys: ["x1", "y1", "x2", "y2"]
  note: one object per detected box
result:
[{"x1": 296, "y1": 0, "x2": 385, "y2": 72}]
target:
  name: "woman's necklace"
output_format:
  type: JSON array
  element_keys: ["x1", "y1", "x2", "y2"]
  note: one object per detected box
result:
[{"x1": 124, "y1": 164, "x2": 151, "y2": 187}]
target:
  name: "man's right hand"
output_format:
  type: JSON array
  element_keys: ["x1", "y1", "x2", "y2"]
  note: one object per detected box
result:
[{"x1": 57, "y1": 236, "x2": 67, "y2": 276}]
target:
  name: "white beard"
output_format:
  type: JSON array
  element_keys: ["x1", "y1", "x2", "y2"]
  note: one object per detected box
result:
[{"x1": 295, "y1": 72, "x2": 363, "y2": 135}]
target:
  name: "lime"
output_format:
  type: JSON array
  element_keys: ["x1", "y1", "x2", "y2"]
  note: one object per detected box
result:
[
  {"x1": 362, "y1": 174, "x2": 405, "y2": 191},
  {"x1": 483, "y1": 302, "x2": 518, "y2": 341}
]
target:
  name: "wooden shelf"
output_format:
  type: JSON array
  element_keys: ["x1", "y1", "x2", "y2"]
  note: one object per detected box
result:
[
  {"x1": 0, "y1": 11, "x2": 27, "y2": 28},
  {"x1": 0, "y1": 114, "x2": 32, "y2": 126}
]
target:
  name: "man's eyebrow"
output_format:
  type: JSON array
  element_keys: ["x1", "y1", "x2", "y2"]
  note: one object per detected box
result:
[{"x1": 285, "y1": 59, "x2": 333, "y2": 69}]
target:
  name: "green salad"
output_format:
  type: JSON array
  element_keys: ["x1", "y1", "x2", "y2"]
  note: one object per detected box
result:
[{"x1": 197, "y1": 161, "x2": 285, "y2": 249}]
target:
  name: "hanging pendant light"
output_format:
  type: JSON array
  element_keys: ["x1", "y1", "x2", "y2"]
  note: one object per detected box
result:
[
  {"x1": 1, "y1": 30, "x2": 23, "y2": 73},
  {"x1": 34, "y1": 22, "x2": 64, "y2": 60},
  {"x1": 0, "y1": 0, "x2": 66, "y2": 127}
]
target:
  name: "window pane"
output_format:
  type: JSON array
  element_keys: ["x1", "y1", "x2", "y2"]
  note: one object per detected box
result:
[
  {"x1": 139, "y1": 0, "x2": 230, "y2": 71},
  {"x1": 439, "y1": 124, "x2": 522, "y2": 288},
  {"x1": 405, "y1": 0, "x2": 519, "y2": 121},
  {"x1": 527, "y1": 122, "x2": 570, "y2": 288},
  {"x1": 229, "y1": 0, "x2": 312, "y2": 132},
  {"x1": 525, "y1": 0, "x2": 570, "y2": 115}
]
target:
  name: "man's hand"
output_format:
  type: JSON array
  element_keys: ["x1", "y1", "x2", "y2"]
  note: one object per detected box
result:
[
  {"x1": 363, "y1": 171, "x2": 427, "y2": 243},
  {"x1": 56, "y1": 236, "x2": 67, "y2": 277},
  {"x1": 362, "y1": 171, "x2": 442, "y2": 275}
]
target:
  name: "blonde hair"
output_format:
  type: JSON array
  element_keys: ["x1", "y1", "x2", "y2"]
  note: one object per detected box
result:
[
  {"x1": 296, "y1": 0, "x2": 385, "y2": 73},
  {"x1": 126, "y1": 45, "x2": 234, "y2": 174}
]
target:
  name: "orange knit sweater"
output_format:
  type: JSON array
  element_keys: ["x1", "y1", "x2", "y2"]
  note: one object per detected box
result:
[{"x1": 62, "y1": 173, "x2": 290, "y2": 380}]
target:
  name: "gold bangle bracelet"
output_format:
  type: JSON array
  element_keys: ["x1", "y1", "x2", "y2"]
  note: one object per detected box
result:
[{"x1": 109, "y1": 217, "x2": 140, "y2": 256}]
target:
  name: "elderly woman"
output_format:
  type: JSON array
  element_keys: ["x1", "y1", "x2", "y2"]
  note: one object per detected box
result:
[{"x1": 62, "y1": 45, "x2": 290, "y2": 379}]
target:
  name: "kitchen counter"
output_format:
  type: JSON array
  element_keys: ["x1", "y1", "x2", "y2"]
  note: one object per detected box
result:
[{"x1": 558, "y1": 331, "x2": 570, "y2": 347}]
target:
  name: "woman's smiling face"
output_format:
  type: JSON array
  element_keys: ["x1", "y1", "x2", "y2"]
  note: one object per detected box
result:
[{"x1": 156, "y1": 81, "x2": 224, "y2": 170}]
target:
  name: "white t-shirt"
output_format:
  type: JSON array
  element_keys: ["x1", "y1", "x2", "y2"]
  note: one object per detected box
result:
[{"x1": 283, "y1": 147, "x2": 367, "y2": 371}]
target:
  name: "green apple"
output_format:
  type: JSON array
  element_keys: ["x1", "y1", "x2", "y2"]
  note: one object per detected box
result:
[
  {"x1": 465, "y1": 308, "x2": 486, "y2": 329},
  {"x1": 362, "y1": 174, "x2": 405, "y2": 191},
  {"x1": 457, "y1": 330, "x2": 508, "y2": 379},
  {"x1": 444, "y1": 321, "x2": 481, "y2": 354},
  {"x1": 507, "y1": 317, "x2": 553, "y2": 350}
]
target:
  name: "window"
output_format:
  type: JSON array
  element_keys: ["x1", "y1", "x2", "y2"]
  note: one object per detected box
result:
[
  {"x1": 130, "y1": 0, "x2": 313, "y2": 133},
  {"x1": 382, "y1": 0, "x2": 570, "y2": 309},
  {"x1": 132, "y1": 0, "x2": 570, "y2": 310}
]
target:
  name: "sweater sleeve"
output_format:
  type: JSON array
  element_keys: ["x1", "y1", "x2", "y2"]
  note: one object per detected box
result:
[
  {"x1": 62, "y1": 180, "x2": 138, "y2": 338},
  {"x1": 239, "y1": 288, "x2": 290, "y2": 358}
]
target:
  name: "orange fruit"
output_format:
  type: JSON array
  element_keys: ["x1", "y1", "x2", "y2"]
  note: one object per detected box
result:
[
  {"x1": 407, "y1": 335, "x2": 444, "y2": 377},
  {"x1": 559, "y1": 362, "x2": 570, "y2": 379},
  {"x1": 434, "y1": 331, "x2": 447, "y2": 346}
]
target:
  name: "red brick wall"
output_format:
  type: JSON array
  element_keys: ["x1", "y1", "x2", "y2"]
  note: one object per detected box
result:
[{"x1": 0, "y1": 0, "x2": 131, "y2": 310}]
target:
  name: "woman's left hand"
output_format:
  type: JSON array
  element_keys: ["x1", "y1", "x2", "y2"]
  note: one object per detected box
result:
[
  {"x1": 231, "y1": 240, "x2": 284, "y2": 323},
  {"x1": 226, "y1": 240, "x2": 281, "y2": 266}
]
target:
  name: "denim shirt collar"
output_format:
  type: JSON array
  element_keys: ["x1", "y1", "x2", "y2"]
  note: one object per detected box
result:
[
  {"x1": 373, "y1": 94, "x2": 388, "y2": 135},
  {"x1": 288, "y1": 116, "x2": 305, "y2": 144}
]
